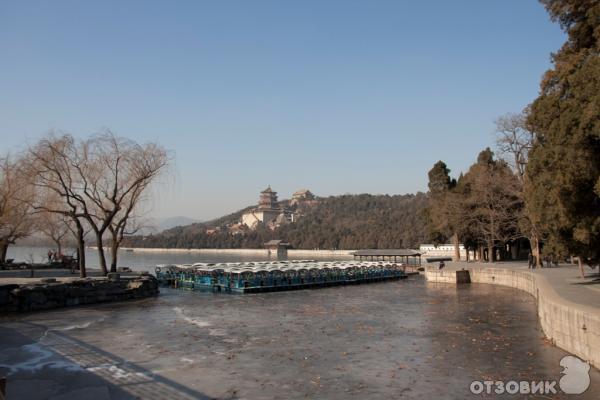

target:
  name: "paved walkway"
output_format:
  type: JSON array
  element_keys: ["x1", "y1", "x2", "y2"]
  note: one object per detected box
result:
[{"x1": 431, "y1": 260, "x2": 600, "y2": 309}]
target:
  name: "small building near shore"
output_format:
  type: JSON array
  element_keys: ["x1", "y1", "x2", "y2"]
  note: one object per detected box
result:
[
  {"x1": 419, "y1": 244, "x2": 466, "y2": 260},
  {"x1": 264, "y1": 240, "x2": 291, "y2": 260},
  {"x1": 352, "y1": 249, "x2": 422, "y2": 266}
]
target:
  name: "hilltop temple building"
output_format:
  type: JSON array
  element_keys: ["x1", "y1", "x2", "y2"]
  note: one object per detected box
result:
[
  {"x1": 290, "y1": 189, "x2": 316, "y2": 206},
  {"x1": 241, "y1": 186, "x2": 295, "y2": 230}
]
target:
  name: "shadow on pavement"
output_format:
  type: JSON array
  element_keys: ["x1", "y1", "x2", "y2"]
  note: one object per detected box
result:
[{"x1": 0, "y1": 322, "x2": 212, "y2": 400}]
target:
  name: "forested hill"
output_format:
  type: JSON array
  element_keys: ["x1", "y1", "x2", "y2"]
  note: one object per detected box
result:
[{"x1": 125, "y1": 193, "x2": 428, "y2": 250}]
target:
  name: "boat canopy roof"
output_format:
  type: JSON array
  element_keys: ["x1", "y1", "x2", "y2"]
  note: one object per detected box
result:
[{"x1": 157, "y1": 260, "x2": 405, "y2": 274}]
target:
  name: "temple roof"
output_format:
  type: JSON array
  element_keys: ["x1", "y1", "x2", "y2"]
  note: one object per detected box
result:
[{"x1": 293, "y1": 189, "x2": 311, "y2": 196}]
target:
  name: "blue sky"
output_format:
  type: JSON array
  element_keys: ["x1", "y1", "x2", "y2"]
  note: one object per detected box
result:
[{"x1": 0, "y1": 1, "x2": 564, "y2": 220}]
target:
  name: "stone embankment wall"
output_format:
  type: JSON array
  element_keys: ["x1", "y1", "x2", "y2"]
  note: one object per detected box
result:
[
  {"x1": 424, "y1": 269, "x2": 462, "y2": 283},
  {"x1": 0, "y1": 275, "x2": 159, "y2": 313},
  {"x1": 116, "y1": 247, "x2": 355, "y2": 258},
  {"x1": 425, "y1": 267, "x2": 600, "y2": 369}
]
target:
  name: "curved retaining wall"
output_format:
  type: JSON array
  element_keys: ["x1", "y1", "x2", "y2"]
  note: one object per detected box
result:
[{"x1": 425, "y1": 267, "x2": 600, "y2": 369}]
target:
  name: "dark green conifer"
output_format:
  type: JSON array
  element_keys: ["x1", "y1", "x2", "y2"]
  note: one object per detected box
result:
[{"x1": 526, "y1": 0, "x2": 600, "y2": 274}]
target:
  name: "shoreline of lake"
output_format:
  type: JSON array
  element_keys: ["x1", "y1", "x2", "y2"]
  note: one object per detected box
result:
[
  {"x1": 6, "y1": 246, "x2": 354, "y2": 272},
  {"x1": 117, "y1": 247, "x2": 355, "y2": 258}
]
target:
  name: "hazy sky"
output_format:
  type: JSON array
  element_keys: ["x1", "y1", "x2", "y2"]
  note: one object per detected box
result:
[{"x1": 0, "y1": 1, "x2": 564, "y2": 221}]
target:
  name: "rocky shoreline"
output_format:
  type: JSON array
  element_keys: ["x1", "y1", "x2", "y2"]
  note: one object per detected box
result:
[{"x1": 0, "y1": 275, "x2": 159, "y2": 313}]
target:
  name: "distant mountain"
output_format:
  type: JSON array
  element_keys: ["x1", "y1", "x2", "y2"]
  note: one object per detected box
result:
[
  {"x1": 125, "y1": 193, "x2": 428, "y2": 250},
  {"x1": 136, "y1": 216, "x2": 201, "y2": 235},
  {"x1": 157, "y1": 216, "x2": 200, "y2": 231}
]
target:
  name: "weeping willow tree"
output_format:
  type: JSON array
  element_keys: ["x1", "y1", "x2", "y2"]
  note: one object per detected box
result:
[{"x1": 0, "y1": 155, "x2": 36, "y2": 263}]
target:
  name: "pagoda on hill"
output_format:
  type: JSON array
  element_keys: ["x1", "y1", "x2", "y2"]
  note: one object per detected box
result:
[
  {"x1": 241, "y1": 186, "x2": 293, "y2": 230},
  {"x1": 258, "y1": 186, "x2": 278, "y2": 210}
]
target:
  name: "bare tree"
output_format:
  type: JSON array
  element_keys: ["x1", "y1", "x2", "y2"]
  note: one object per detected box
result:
[
  {"x1": 108, "y1": 211, "x2": 146, "y2": 273},
  {"x1": 38, "y1": 211, "x2": 71, "y2": 256},
  {"x1": 471, "y1": 170, "x2": 522, "y2": 262},
  {"x1": 81, "y1": 133, "x2": 169, "y2": 274},
  {"x1": 27, "y1": 132, "x2": 169, "y2": 276},
  {"x1": 0, "y1": 155, "x2": 36, "y2": 263},
  {"x1": 36, "y1": 189, "x2": 78, "y2": 257},
  {"x1": 27, "y1": 135, "x2": 92, "y2": 277},
  {"x1": 63, "y1": 217, "x2": 92, "y2": 273},
  {"x1": 494, "y1": 110, "x2": 543, "y2": 266},
  {"x1": 107, "y1": 170, "x2": 155, "y2": 272},
  {"x1": 494, "y1": 112, "x2": 535, "y2": 179},
  {"x1": 457, "y1": 149, "x2": 522, "y2": 263}
]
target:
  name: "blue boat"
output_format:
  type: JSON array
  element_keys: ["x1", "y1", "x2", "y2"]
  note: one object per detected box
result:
[{"x1": 155, "y1": 260, "x2": 408, "y2": 294}]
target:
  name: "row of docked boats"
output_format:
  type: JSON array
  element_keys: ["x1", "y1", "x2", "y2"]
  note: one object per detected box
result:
[{"x1": 155, "y1": 260, "x2": 408, "y2": 293}]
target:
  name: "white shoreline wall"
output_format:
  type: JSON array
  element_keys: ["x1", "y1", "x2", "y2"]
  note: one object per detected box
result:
[{"x1": 117, "y1": 247, "x2": 355, "y2": 257}]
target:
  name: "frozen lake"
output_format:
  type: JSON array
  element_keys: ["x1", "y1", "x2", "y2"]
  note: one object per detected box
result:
[{"x1": 1, "y1": 277, "x2": 597, "y2": 399}]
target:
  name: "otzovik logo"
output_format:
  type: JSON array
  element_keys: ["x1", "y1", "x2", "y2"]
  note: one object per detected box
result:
[
  {"x1": 469, "y1": 355, "x2": 591, "y2": 396},
  {"x1": 559, "y1": 356, "x2": 591, "y2": 395}
]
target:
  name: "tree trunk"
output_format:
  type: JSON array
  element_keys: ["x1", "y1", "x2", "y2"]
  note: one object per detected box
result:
[
  {"x1": 78, "y1": 240, "x2": 86, "y2": 278},
  {"x1": 110, "y1": 237, "x2": 118, "y2": 273},
  {"x1": 478, "y1": 245, "x2": 483, "y2": 261},
  {"x1": 53, "y1": 239, "x2": 63, "y2": 258},
  {"x1": 531, "y1": 231, "x2": 542, "y2": 268},
  {"x1": 0, "y1": 242, "x2": 8, "y2": 264},
  {"x1": 487, "y1": 237, "x2": 494, "y2": 263},
  {"x1": 95, "y1": 234, "x2": 108, "y2": 276},
  {"x1": 452, "y1": 232, "x2": 460, "y2": 262},
  {"x1": 488, "y1": 214, "x2": 495, "y2": 263},
  {"x1": 75, "y1": 220, "x2": 87, "y2": 278},
  {"x1": 577, "y1": 257, "x2": 585, "y2": 279},
  {"x1": 510, "y1": 242, "x2": 518, "y2": 260}
]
